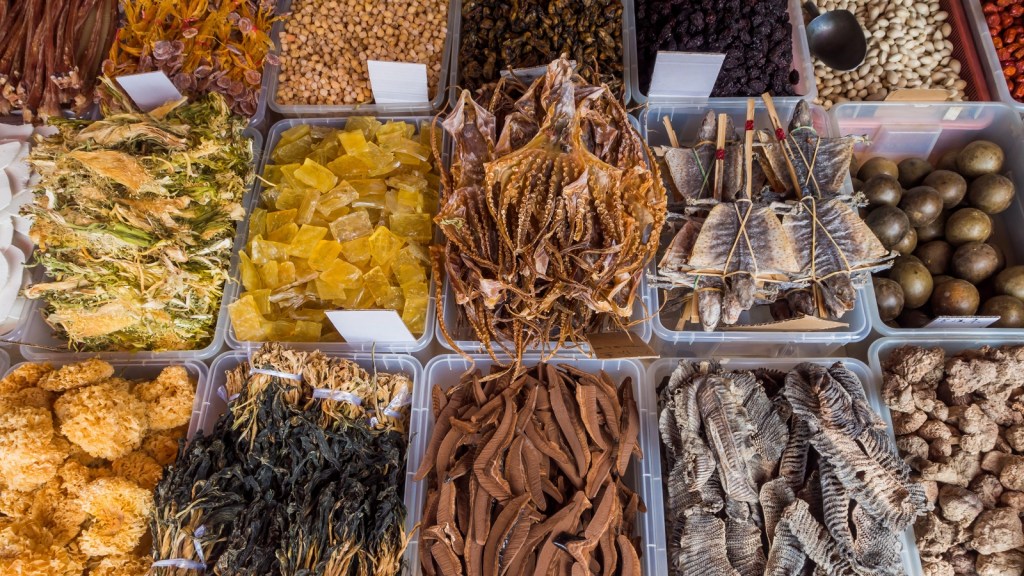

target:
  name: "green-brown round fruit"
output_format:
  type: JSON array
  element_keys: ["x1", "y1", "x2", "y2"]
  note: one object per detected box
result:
[
  {"x1": 873, "y1": 277, "x2": 905, "y2": 322},
  {"x1": 899, "y1": 186, "x2": 944, "y2": 227},
  {"x1": 995, "y1": 266, "x2": 1024, "y2": 300},
  {"x1": 898, "y1": 157, "x2": 933, "y2": 188},
  {"x1": 957, "y1": 140, "x2": 1005, "y2": 178},
  {"x1": 989, "y1": 242, "x2": 1006, "y2": 272},
  {"x1": 897, "y1": 308, "x2": 932, "y2": 328},
  {"x1": 915, "y1": 240, "x2": 953, "y2": 275},
  {"x1": 936, "y1": 149, "x2": 961, "y2": 171},
  {"x1": 862, "y1": 175, "x2": 903, "y2": 207},
  {"x1": 916, "y1": 210, "x2": 949, "y2": 243},
  {"x1": 866, "y1": 206, "x2": 911, "y2": 249},
  {"x1": 892, "y1": 226, "x2": 918, "y2": 255},
  {"x1": 951, "y1": 242, "x2": 1000, "y2": 284},
  {"x1": 891, "y1": 259, "x2": 934, "y2": 309},
  {"x1": 931, "y1": 279, "x2": 981, "y2": 316},
  {"x1": 922, "y1": 170, "x2": 968, "y2": 209},
  {"x1": 967, "y1": 173, "x2": 1015, "y2": 214},
  {"x1": 932, "y1": 274, "x2": 955, "y2": 287},
  {"x1": 982, "y1": 295, "x2": 1024, "y2": 328},
  {"x1": 945, "y1": 208, "x2": 992, "y2": 246},
  {"x1": 858, "y1": 157, "x2": 900, "y2": 181}
]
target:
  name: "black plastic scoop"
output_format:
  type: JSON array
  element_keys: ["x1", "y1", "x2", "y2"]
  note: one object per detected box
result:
[{"x1": 804, "y1": 2, "x2": 868, "y2": 72}]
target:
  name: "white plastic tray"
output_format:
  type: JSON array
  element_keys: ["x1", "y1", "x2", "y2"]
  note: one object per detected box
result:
[
  {"x1": 963, "y1": 0, "x2": 1024, "y2": 113},
  {"x1": 408, "y1": 355, "x2": 665, "y2": 576},
  {"x1": 648, "y1": 355, "x2": 923, "y2": 576}
]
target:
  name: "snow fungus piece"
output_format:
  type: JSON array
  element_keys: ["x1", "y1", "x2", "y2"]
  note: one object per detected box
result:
[{"x1": 54, "y1": 380, "x2": 148, "y2": 460}]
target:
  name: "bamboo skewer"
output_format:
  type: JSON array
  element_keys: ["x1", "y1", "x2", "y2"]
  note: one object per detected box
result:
[
  {"x1": 761, "y1": 92, "x2": 803, "y2": 198},
  {"x1": 744, "y1": 99, "x2": 755, "y2": 200},
  {"x1": 713, "y1": 113, "x2": 727, "y2": 202},
  {"x1": 663, "y1": 115, "x2": 680, "y2": 148}
]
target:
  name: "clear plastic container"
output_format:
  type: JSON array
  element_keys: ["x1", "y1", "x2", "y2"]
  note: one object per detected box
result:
[
  {"x1": 643, "y1": 101, "x2": 872, "y2": 356},
  {"x1": 648, "y1": 355, "x2": 923, "y2": 576},
  {"x1": 225, "y1": 117, "x2": 444, "y2": 354},
  {"x1": 963, "y1": 0, "x2": 1024, "y2": 113},
  {"x1": 832, "y1": 101, "x2": 1024, "y2": 338},
  {"x1": 19, "y1": 128, "x2": 265, "y2": 361},
  {"x1": 626, "y1": 0, "x2": 817, "y2": 105},
  {"x1": 0, "y1": 347, "x2": 10, "y2": 376},
  {"x1": 195, "y1": 350, "x2": 422, "y2": 570},
  {"x1": 407, "y1": 354, "x2": 665, "y2": 576},
  {"x1": 265, "y1": 0, "x2": 457, "y2": 117}
]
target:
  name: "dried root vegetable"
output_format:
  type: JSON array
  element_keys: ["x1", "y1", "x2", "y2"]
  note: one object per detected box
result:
[
  {"x1": 416, "y1": 362, "x2": 645, "y2": 575},
  {"x1": 104, "y1": 0, "x2": 279, "y2": 118},
  {"x1": 0, "y1": 359, "x2": 195, "y2": 575},
  {"x1": 659, "y1": 360, "x2": 927, "y2": 575},
  {"x1": 0, "y1": 0, "x2": 117, "y2": 122},
  {"x1": 436, "y1": 57, "x2": 666, "y2": 361},
  {"x1": 882, "y1": 345, "x2": 1024, "y2": 575},
  {"x1": 25, "y1": 82, "x2": 253, "y2": 352},
  {"x1": 230, "y1": 118, "x2": 436, "y2": 343},
  {"x1": 151, "y1": 343, "x2": 413, "y2": 576}
]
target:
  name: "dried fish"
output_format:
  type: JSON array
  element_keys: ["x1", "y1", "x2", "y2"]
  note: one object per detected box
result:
[
  {"x1": 659, "y1": 360, "x2": 927, "y2": 575},
  {"x1": 417, "y1": 362, "x2": 645, "y2": 575}
]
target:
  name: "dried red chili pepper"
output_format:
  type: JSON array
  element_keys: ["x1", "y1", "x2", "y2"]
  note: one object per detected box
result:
[{"x1": 985, "y1": 0, "x2": 1024, "y2": 102}]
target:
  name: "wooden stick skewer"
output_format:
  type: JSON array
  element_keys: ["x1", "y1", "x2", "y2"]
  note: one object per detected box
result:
[
  {"x1": 662, "y1": 116, "x2": 680, "y2": 148},
  {"x1": 761, "y1": 93, "x2": 803, "y2": 198},
  {"x1": 713, "y1": 113, "x2": 727, "y2": 202},
  {"x1": 744, "y1": 98, "x2": 755, "y2": 200}
]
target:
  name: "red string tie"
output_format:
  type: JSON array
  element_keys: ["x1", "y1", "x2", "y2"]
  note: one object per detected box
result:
[
  {"x1": 775, "y1": 128, "x2": 786, "y2": 141},
  {"x1": 715, "y1": 149, "x2": 726, "y2": 160},
  {"x1": 745, "y1": 120, "x2": 754, "y2": 131}
]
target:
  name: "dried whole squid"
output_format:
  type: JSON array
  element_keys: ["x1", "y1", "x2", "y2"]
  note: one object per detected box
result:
[
  {"x1": 435, "y1": 56, "x2": 667, "y2": 361},
  {"x1": 658, "y1": 360, "x2": 927, "y2": 575},
  {"x1": 416, "y1": 362, "x2": 645, "y2": 576}
]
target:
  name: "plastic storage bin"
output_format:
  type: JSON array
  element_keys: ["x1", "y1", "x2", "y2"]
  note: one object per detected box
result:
[
  {"x1": 648, "y1": 355, "x2": 923, "y2": 576},
  {"x1": 626, "y1": 0, "x2": 816, "y2": 105},
  {"x1": 964, "y1": 0, "x2": 1024, "y2": 112},
  {"x1": 194, "y1": 350, "x2": 422, "y2": 572},
  {"x1": 265, "y1": 0, "x2": 457, "y2": 117},
  {"x1": 643, "y1": 101, "x2": 872, "y2": 357},
  {"x1": 225, "y1": 117, "x2": 444, "y2": 354},
  {"x1": 18, "y1": 128, "x2": 265, "y2": 362},
  {"x1": 407, "y1": 354, "x2": 665, "y2": 576},
  {"x1": 832, "y1": 101, "x2": 1024, "y2": 338},
  {"x1": 0, "y1": 347, "x2": 10, "y2": 377}
]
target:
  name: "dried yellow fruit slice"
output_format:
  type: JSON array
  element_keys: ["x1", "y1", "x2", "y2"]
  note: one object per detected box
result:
[
  {"x1": 229, "y1": 295, "x2": 268, "y2": 341},
  {"x1": 288, "y1": 225, "x2": 329, "y2": 258},
  {"x1": 320, "y1": 260, "x2": 362, "y2": 290},
  {"x1": 330, "y1": 210, "x2": 373, "y2": 243},
  {"x1": 308, "y1": 240, "x2": 343, "y2": 271}
]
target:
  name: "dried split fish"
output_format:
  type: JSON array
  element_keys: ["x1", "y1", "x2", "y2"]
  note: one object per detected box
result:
[
  {"x1": 436, "y1": 56, "x2": 666, "y2": 362},
  {"x1": 417, "y1": 362, "x2": 645, "y2": 575},
  {"x1": 659, "y1": 360, "x2": 927, "y2": 575},
  {"x1": 150, "y1": 343, "x2": 413, "y2": 576}
]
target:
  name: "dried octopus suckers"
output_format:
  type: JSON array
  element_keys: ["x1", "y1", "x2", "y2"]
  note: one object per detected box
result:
[
  {"x1": 150, "y1": 343, "x2": 413, "y2": 576},
  {"x1": 659, "y1": 360, "x2": 927, "y2": 575},
  {"x1": 436, "y1": 56, "x2": 667, "y2": 361},
  {"x1": 416, "y1": 362, "x2": 645, "y2": 575},
  {"x1": 653, "y1": 99, "x2": 892, "y2": 331}
]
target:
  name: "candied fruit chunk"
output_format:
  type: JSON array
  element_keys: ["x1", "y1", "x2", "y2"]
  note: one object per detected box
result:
[
  {"x1": 388, "y1": 172, "x2": 428, "y2": 193},
  {"x1": 340, "y1": 237, "x2": 371, "y2": 265},
  {"x1": 294, "y1": 158, "x2": 338, "y2": 192},
  {"x1": 266, "y1": 209, "x2": 297, "y2": 232},
  {"x1": 402, "y1": 282, "x2": 429, "y2": 333},
  {"x1": 242, "y1": 289, "x2": 273, "y2": 315},
  {"x1": 390, "y1": 213, "x2": 432, "y2": 243},
  {"x1": 368, "y1": 227, "x2": 405, "y2": 269},
  {"x1": 278, "y1": 123, "x2": 311, "y2": 146},
  {"x1": 230, "y1": 295, "x2": 268, "y2": 341},
  {"x1": 342, "y1": 284, "x2": 376, "y2": 309},
  {"x1": 363, "y1": 265, "x2": 404, "y2": 309},
  {"x1": 296, "y1": 189, "x2": 321, "y2": 224},
  {"x1": 272, "y1": 137, "x2": 312, "y2": 164},
  {"x1": 265, "y1": 320, "x2": 296, "y2": 340},
  {"x1": 288, "y1": 225, "x2": 329, "y2": 258},
  {"x1": 338, "y1": 130, "x2": 369, "y2": 154},
  {"x1": 393, "y1": 247, "x2": 427, "y2": 287},
  {"x1": 275, "y1": 186, "x2": 306, "y2": 211},
  {"x1": 355, "y1": 143, "x2": 400, "y2": 176},
  {"x1": 345, "y1": 117, "x2": 382, "y2": 139},
  {"x1": 315, "y1": 278, "x2": 347, "y2": 301},
  {"x1": 251, "y1": 237, "x2": 291, "y2": 264},
  {"x1": 317, "y1": 182, "x2": 358, "y2": 217},
  {"x1": 259, "y1": 261, "x2": 281, "y2": 289},
  {"x1": 350, "y1": 179, "x2": 388, "y2": 197},
  {"x1": 327, "y1": 154, "x2": 369, "y2": 179},
  {"x1": 293, "y1": 320, "x2": 321, "y2": 342},
  {"x1": 320, "y1": 259, "x2": 363, "y2": 290},
  {"x1": 248, "y1": 208, "x2": 267, "y2": 242},
  {"x1": 278, "y1": 261, "x2": 297, "y2": 286},
  {"x1": 330, "y1": 210, "x2": 374, "y2": 243},
  {"x1": 308, "y1": 240, "x2": 343, "y2": 271},
  {"x1": 268, "y1": 222, "x2": 298, "y2": 243},
  {"x1": 239, "y1": 252, "x2": 262, "y2": 291}
]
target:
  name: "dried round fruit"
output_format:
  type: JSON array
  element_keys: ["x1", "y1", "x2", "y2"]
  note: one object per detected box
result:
[{"x1": 931, "y1": 279, "x2": 980, "y2": 316}]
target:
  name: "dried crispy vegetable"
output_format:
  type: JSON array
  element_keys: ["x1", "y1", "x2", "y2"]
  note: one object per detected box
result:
[
  {"x1": 416, "y1": 362, "x2": 645, "y2": 575},
  {"x1": 659, "y1": 360, "x2": 927, "y2": 575},
  {"x1": 437, "y1": 57, "x2": 666, "y2": 361},
  {"x1": 104, "y1": 0, "x2": 280, "y2": 117},
  {"x1": 0, "y1": 0, "x2": 117, "y2": 121},
  {"x1": 54, "y1": 379, "x2": 148, "y2": 461},
  {"x1": 78, "y1": 477, "x2": 155, "y2": 557},
  {"x1": 151, "y1": 343, "x2": 413, "y2": 576},
  {"x1": 25, "y1": 82, "x2": 253, "y2": 352}
]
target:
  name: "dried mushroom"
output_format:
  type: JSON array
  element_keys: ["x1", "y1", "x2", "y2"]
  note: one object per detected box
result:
[
  {"x1": 416, "y1": 362, "x2": 645, "y2": 575},
  {"x1": 659, "y1": 360, "x2": 926, "y2": 574},
  {"x1": 884, "y1": 345, "x2": 1024, "y2": 576}
]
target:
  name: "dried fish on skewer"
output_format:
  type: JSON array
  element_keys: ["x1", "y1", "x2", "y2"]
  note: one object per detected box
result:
[
  {"x1": 658, "y1": 360, "x2": 927, "y2": 575},
  {"x1": 416, "y1": 362, "x2": 645, "y2": 576},
  {"x1": 435, "y1": 56, "x2": 667, "y2": 363}
]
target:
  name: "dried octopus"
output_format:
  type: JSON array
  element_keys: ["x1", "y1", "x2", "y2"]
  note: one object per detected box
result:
[
  {"x1": 659, "y1": 360, "x2": 928, "y2": 575},
  {"x1": 435, "y1": 56, "x2": 666, "y2": 362},
  {"x1": 415, "y1": 362, "x2": 645, "y2": 576},
  {"x1": 654, "y1": 99, "x2": 892, "y2": 330}
]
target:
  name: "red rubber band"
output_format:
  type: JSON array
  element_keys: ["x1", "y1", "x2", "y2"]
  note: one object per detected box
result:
[
  {"x1": 775, "y1": 128, "x2": 786, "y2": 141},
  {"x1": 715, "y1": 149, "x2": 726, "y2": 160},
  {"x1": 745, "y1": 120, "x2": 754, "y2": 131}
]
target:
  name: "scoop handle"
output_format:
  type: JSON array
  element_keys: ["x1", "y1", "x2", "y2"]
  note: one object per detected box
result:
[{"x1": 803, "y1": 2, "x2": 821, "y2": 18}]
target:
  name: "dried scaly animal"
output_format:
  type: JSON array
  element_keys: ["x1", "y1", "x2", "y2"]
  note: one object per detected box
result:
[{"x1": 436, "y1": 56, "x2": 666, "y2": 362}]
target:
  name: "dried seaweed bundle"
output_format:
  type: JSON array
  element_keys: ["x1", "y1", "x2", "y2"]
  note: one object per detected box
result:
[
  {"x1": 436, "y1": 56, "x2": 666, "y2": 363},
  {"x1": 0, "y1": 0, "x2": 117, "y2": 121},
  {"x1": 150, "y1": 343, "x2": 413, "y2": 576},
  {"x1": 24, "y1": 81, "x2": 253, "y2": 352},
  {"x1": 658, "y1": 360, "x2": 927, "y2": 575},
  {"x1": 416, "y1": 362, "x2": 645, "y2": 575}
]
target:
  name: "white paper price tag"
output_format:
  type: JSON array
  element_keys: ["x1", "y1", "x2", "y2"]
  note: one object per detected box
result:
[
  {"x1": 924, "y1": 316, "x2": 999, "y2": 329},
  {"x1": 648, "y1": 52, "x2": 725, "y2": 100},
  {"x1": 115, "y1": 72, "x2": 183, "y2": 112},
  {"x1": 326, "y1": 309, "x2": 416, "y2": 343},
  {"x1": 367, "y1": 61, "x2": 429, "y2": 104}
]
